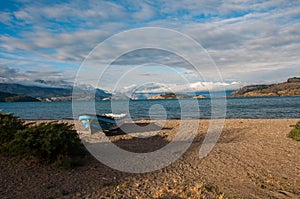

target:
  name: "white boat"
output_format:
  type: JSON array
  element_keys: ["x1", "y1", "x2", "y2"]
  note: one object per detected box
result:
[{"x1": 79, "y1": 113, "x2": 127, "y2": 133}]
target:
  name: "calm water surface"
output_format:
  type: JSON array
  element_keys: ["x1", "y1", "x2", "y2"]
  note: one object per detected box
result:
[{"x1": 0, "y1": 96, "x2": 299, "y2": 120}]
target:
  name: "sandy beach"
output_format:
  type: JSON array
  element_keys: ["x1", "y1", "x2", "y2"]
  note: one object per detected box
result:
[{"x1": 0, "y1": 118, "x2": 299, "y2": 198}]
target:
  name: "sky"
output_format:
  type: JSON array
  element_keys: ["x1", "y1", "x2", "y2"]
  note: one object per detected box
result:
[{"x1": 0, "y1": 0, "x2": 300, "y2": 92}]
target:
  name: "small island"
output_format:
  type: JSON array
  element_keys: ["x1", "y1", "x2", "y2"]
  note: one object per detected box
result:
[
  {"x1": 230, "y1": 77, "x2": 300, "y2": 97},
  {"x1": 148, "y1": 92, "x2": 206, "y2": 100}
]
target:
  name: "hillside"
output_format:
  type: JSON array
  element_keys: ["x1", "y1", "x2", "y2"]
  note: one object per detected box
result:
[
  {"x1": 0, "y1": 91, "x2": 40, "y2": 102},
  {"x1": 230, "y1": 77, "x2": 300, "y2": 97},
  {"x1": 0, "y1": 83, "x2": 111, "y2": 101}
]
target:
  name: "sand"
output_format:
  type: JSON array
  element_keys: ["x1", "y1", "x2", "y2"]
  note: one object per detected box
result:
[{"x1": 0, "y1": 119, "x2": 299, "y2": 198}]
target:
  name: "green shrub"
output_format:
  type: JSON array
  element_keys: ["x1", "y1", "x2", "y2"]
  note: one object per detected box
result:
[
  {"x1": 4, "y1": 122, "x2": 86, "y2": 167},
  {"x1": 289, "y1": 121, "x2": 300, "y2": 141},
  {"x1": 0, "y1": 112, "x2": 25, "y2": 145},
  {"x1": 0, "y1": 111, "x2": 87, "y2": 168}
]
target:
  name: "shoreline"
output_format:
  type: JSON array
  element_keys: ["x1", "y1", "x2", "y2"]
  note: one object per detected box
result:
[{"x1": 24, "y1": 117, "x2": 300, "y2": 122}]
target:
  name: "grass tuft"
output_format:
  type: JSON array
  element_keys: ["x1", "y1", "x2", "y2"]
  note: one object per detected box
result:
[{"x1": 289, "y1": 121, "x2": 300, "y2": 141}]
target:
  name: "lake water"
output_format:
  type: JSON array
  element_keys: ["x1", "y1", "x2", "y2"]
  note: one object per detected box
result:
[{"x1": 0, "y1": 96, "x2": 299, "y2": 120}]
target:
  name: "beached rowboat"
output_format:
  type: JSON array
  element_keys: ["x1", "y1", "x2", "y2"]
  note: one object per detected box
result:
[{"x1": 79, "y1": 113, "x2": 127, "y2": 133}]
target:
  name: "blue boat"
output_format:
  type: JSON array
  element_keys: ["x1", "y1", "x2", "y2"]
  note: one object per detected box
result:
[{"x1": 79, "y1": 113, "x2": 127, "y2": 133}]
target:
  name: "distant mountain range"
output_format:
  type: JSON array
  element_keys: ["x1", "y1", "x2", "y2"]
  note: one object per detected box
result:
[
  {"x1": 0, "y1": 91, "x2": 40, "y2": 102},
  {"x1": 1, "y1": 77, "x2": 298, "y2": 102},
  {"x1": 0, "y1": 83, "x2": 111, "y2": 102},
  {"x1": 229, "y1": 77, "x2": 300, "y2": 97},
  {"x1": 0, "y1": 82, "x2": 233, "y2": 102}
]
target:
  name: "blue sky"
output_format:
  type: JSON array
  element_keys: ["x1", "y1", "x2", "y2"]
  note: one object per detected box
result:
[{"x1": 0, "y1": 0, "x2": 300, "y2": 92}]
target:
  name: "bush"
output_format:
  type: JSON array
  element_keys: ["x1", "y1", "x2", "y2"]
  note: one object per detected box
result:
[
  {"x1": 0, "y1": 112, "x2": 25, "y2": 145},
  {"x1": 289, "y1": 121, "x2": 300, "y2": 141},
  {"x1": 3, "y1": 122, "x2": 86, "y2": 167},
  {"x1": 0, "y1": 112, "x2": 87, "y2": 168}
]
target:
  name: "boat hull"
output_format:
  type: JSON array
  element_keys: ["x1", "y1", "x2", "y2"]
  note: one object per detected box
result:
[{"x1": 79, "y1": 114, "x2": 127, "y2": 134}]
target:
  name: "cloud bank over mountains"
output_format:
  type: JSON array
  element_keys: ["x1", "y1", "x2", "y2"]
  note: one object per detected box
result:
[{"x1": 120, "y1": 81, "x2": 241, "y2": 96}]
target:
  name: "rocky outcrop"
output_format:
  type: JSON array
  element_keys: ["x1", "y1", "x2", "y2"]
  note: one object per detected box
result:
[
  {"x1": 287, "y1": 77, "x2": 300, "y2": 83},
  {"x1": 148, "y1": 93, "x2": 206, "y2": 100},
  {"x1": 230, "y1": 78, "x2": 300, "y2": 97},
  {"x1": 192, "y1": 95, "x2": 206, "y2": 99}
]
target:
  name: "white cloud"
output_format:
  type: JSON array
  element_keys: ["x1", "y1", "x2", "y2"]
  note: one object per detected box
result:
[
  {"x1": 0, "y1": 12, "x2": 13, "y2": 25},
  {"x1": 0, "y1": 0, "x2": 299, "y2": 90},
  {"x1": 0, "y1": 64, "x2": 71, "y2": 83},
  {"x1": 132, "y1": 3, "x2": 157, "y2": 21}
]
